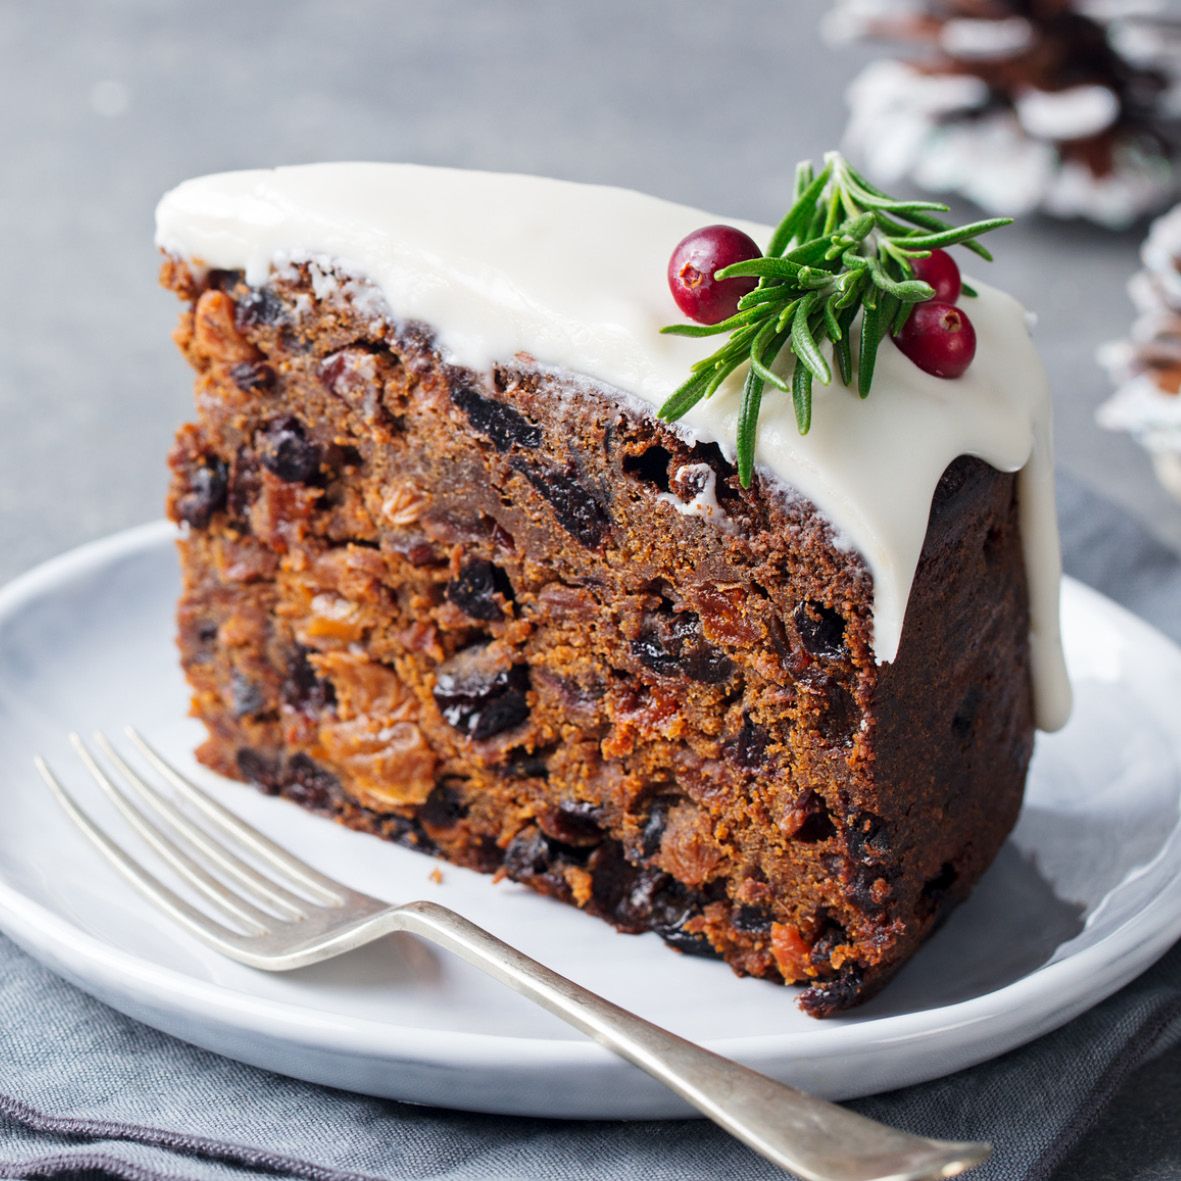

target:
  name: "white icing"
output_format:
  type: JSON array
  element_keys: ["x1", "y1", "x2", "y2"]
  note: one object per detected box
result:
[
  {"x1": 658, "y1": 464, "x2": 734, "y2": 532},
  {"x1": 156, "y1": 162, "x2": 1071, "y2": 730}
]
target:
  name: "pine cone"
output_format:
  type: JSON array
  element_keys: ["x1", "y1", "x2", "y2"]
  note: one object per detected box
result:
[
  {"x1": 829, "y1": 0, "x2": 1181, "y2": 227},
  {"x1": 1098, "y1": 203, "x2": 1181, "y2": 498}
]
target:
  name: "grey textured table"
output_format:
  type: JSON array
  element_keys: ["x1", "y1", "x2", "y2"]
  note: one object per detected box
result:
[{"x1": 1, "y1": 2, "x2": 1179, "y2": 1178}]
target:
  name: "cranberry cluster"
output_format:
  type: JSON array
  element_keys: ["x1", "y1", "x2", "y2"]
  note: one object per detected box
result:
[
  {"x1": 891, "y1": 250, "x2": 976, "y2": 380},
  {"x1": 666, "y1": 228, "x2": 977, "y2": 382}
]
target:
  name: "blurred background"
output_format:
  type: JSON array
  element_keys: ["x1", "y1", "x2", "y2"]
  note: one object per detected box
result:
[
  {"x1": 1, "y1": 2, "x2": 1180, "y2": 1175},
  {"x1": 3, "y1": 0, "x2": 1181, "y2": 581}
]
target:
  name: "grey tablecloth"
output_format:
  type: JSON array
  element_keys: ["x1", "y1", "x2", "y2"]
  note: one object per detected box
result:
[{"x1": 0, "y1": 473, "x2": 1179, "y2": 1181}]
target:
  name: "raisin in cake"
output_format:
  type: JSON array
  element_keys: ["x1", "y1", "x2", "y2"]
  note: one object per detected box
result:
[{"x1": 156, "y1": 164, "x2": 1070, "y2": 1015}]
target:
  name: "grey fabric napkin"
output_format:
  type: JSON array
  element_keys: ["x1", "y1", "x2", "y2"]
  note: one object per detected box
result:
[{"x1": 1, "y1": 472, "x2": 1179, "y2": 1181}]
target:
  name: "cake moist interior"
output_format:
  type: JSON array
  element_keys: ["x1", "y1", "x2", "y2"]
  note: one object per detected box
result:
[{"x1": 164, "y1": 258, "x2": 1034, "y2": 1016}]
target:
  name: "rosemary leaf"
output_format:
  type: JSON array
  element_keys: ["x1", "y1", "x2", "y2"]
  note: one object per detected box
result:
[
  {"x1": 791, "y1": 293, "x2": 832, "y2": 386},
  {"x1": 749, "y1": 334, "x2": 790, "y2": 393},
  {"x1": 658, "y1": 369, "x2": 712, "y2": 420},
  {"x1": 858, "y1": 298, "x2": 882, "y2": 399},
  {"x1": 661, "y1": 303, "x2": 774, "y2": 337},
  {"x1": 766, "y1": 164, "x2": 833, "y2": 257},
  {"x1": 794, "y1": 160, "x2": 814, "y2": 200},
  {"x1": 834, "y1": 333, "x2": 853, "y2": 387},
  {"x1": 867, "y1": 258, "x2": 935, "y2": 303},
  {"x1": 717, "y1": 257, "x2": 802, "y2": 280},
  {"x1": 822, "y1": 292, "x2": 843, "y2": 342},
  {"x1": 704, "y1": 359, "x2": 738, "y2": 399},
  {"x1": 892, "y1": 298, "x2": 913, "y2": 336},
  {"x1": 737, "y1": 284, "x2": 788, "y2": 310},
  {"x1": 855, "y1": 194, "x2": 951, "y2": 215},
  {"x1": 736, "y1": 368, "x2": 764, "y2": 486},
  {"x1": 898, "y1": 218, "x2": 1013, "y2": 253},
  {"x1": 785, "y1": 237, "x2": 834, "y2": 266},
  {"x1": 841, "y1": 211, "x2": 877, "y2": 241},
  {"x1": 895, "y1": 207, "x2": 996, "y2": 260},
  {"x1": 834, "y1": 269, "x2": 867, "y2": 310},
  {"x1": 797, "y1": 265, "x2": 838, "y2": 290},
  {"x1": 773, "y1": 297, "x2": 800, "y2": 332},
  {"x1": 792, "y1": 356, "x2": 813, "y2": 434}
]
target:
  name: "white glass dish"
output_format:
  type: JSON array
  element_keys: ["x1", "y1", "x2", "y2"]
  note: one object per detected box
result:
[{"x1": 0, "y1": 523, "x2": 1178, "y2": 1118}]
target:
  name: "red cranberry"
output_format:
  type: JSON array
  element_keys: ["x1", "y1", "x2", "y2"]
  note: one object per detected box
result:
[
  {"x1": 909, "y1": 249, "x2": 962, "y2": 304},
  {"x1": 668, "y1": 224, "x2": 761, "y2": 324},
  {"x1": 893, "y1": 302, "x2": 977, "y2": 379}
]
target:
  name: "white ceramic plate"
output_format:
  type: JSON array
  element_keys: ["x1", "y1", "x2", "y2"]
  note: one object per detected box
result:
[{"x1": 1, "y1": 522, "x2": 1180, "y2": 1118}]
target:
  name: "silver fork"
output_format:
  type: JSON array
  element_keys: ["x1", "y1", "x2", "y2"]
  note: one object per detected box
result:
[{"x1": 36, "y1": 728, "x2": 990, "y2": 1181}]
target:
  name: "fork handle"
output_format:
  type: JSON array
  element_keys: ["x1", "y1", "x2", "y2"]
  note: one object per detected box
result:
[{"x1": 394, "y1": 900, "x2": 986, "y2": 1181}]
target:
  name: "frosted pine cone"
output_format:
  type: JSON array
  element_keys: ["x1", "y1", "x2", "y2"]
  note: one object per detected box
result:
[
  {"x1": 1099, "y1": 203, "x2": 1181, "y2": 498},
  {"x1": 829, "y1": 0, "x2": 1181, "y2": 228}
]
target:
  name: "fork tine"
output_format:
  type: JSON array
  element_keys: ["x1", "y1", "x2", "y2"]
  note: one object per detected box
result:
[
  {"x1": 35, "y1": 755, "x2": 248, "y2": 946},
  {"x1": 94, "y1": 732, "x2": 311, "y2": 920},
  {"x1": 126, "y1": 727, "x2": 344, "y2": 904},
  {"x1": 69, "y1": 735, "x2": 274, "y2": 933}
]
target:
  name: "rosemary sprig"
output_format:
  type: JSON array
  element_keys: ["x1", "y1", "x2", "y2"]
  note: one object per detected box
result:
[{"x1": 657, "y1": 151, "x2": 1012, "y2": 486}]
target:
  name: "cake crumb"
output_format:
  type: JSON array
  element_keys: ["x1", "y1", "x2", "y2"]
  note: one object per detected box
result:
[{"x1": 428, "y1": 867, "x2": 444, "y2": 886}]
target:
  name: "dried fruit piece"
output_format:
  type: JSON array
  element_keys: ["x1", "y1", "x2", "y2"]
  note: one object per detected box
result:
[
  {"x1": 538, "y1": 800, "x2": 604, "y2": 847},
  {"x1": 259, "y1": 417, "x2": 322, "y2": 484},
  {"x1": 445, "y1": 560, "x2": 514, "y2": 622},
  {"x1": 231, "y1": 361, "x2": 277, "y2": 392},
  {"x1": 451, "y1": 381, "x2": 541, "y2": 451},
  {"x1": 235, "y1": 286, "x2": 288, "y2": 328},
  {"x1": 193, "y1": 289, "x2": 258, "y2": 364},
  {"x1": 176, "y1": 456, "x2": 228, "y2": 529},
  {"x1": 633, "y1": 604, "x2": 734, "y2": 684},
  {"x1": 512, "y1": 459, "x2": 611, "y2": 547},
  {"x1": 794, "y1": 600, "x2": 847, "y2": 659},
  {"x1": 282, "y1": 646, "x2": 336, "y2": 713},
  {"x1": 433, "y1": 644, "x2": 530, "y2": 739}
]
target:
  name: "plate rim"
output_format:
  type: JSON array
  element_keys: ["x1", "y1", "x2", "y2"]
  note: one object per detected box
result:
[{"x1": 2, "y1": 521, "x2": 1181, "y2": 1078}]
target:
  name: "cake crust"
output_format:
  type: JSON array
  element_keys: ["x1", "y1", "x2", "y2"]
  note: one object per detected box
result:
[{"x1": 163, "y1": 257, "x2": 1034, "y2": 1015}]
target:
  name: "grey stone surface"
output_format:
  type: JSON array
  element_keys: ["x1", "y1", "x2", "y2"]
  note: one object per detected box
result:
[
  {"x1": 0, "y1": 2, "x2": 1178, "y2": 1178},
  {"x1": 2, "y1": 0, "x2": 1180, "y2": 579}
]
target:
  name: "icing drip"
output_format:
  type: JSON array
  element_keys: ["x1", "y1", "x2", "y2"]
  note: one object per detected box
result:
[
  {"x1": 156, "y1": 163, "x2": 1071, "y2": 731},
  {"x1": 659, "y1": 464, "x2": 735, "y2": 532}
]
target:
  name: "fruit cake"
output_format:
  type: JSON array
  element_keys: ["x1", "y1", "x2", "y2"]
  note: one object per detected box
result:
[{"x1": 156, "y1": 161, "x2": 1070, "y2": 1015}]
